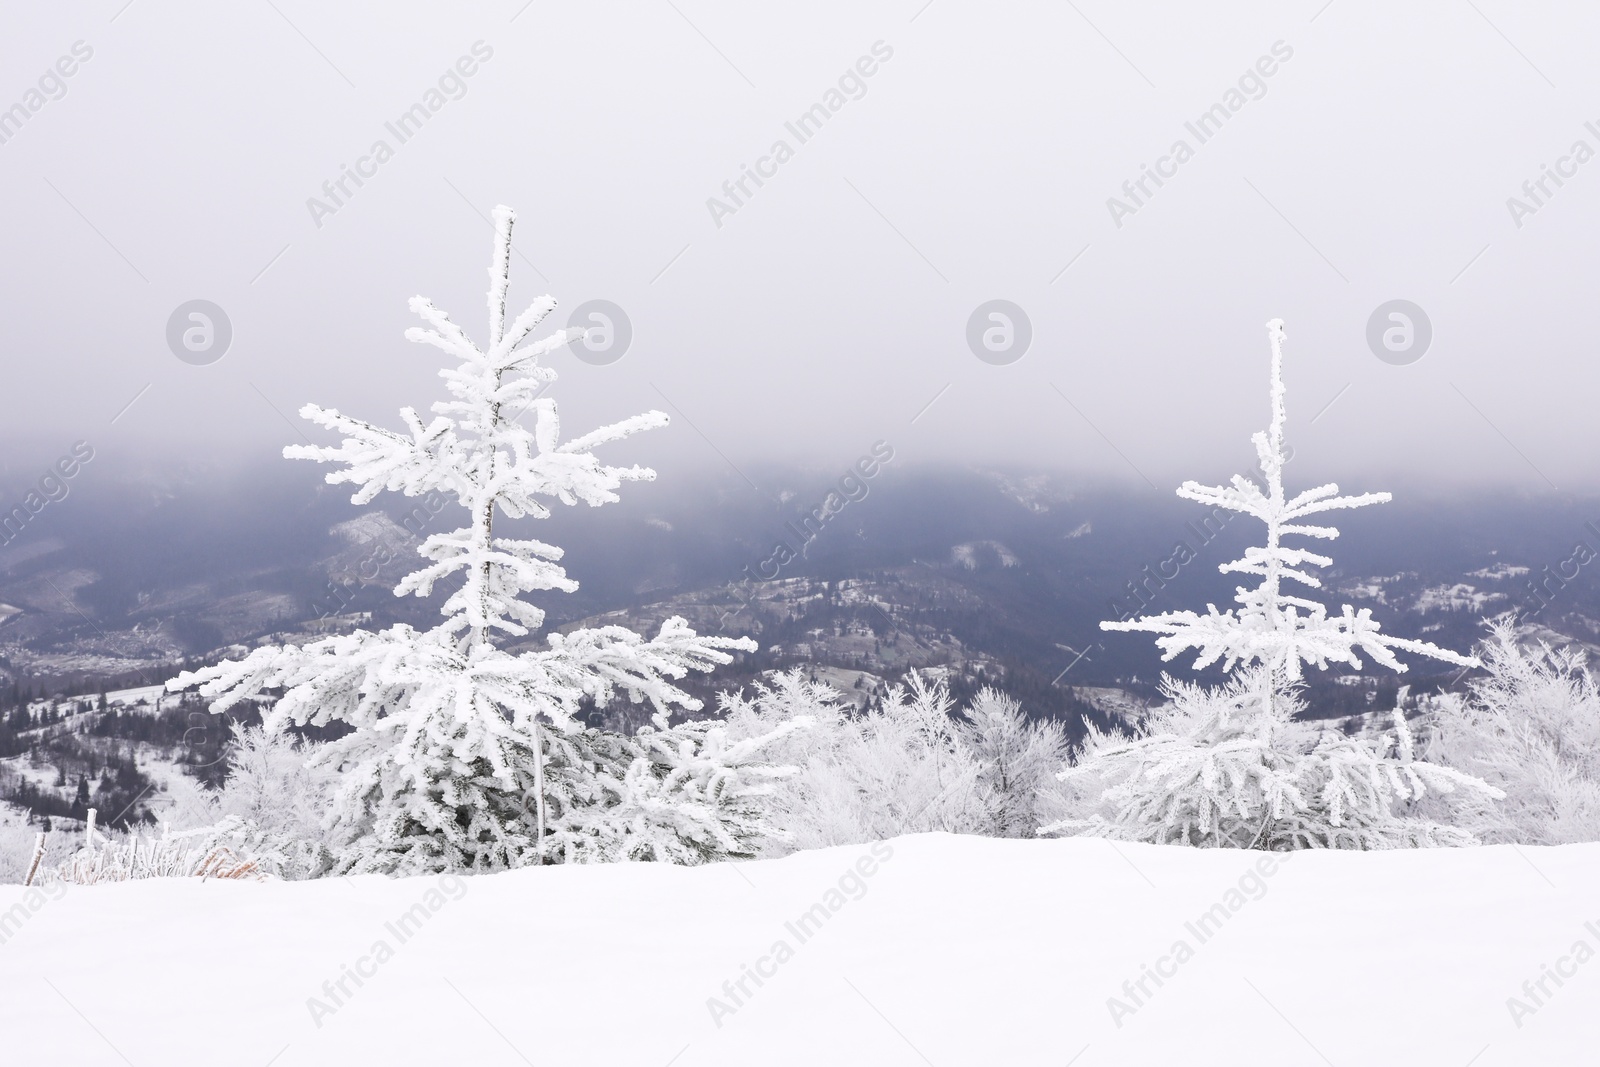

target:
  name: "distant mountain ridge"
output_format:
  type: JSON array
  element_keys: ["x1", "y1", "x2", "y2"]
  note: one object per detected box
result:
[{"x1": 0, "y1": 463, "x2": 1591, "y2": 719}]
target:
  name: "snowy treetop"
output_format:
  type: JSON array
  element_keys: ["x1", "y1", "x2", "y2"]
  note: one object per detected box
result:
[{"x1": 285, "y1": 205, "x2": 668, "y2": 641}]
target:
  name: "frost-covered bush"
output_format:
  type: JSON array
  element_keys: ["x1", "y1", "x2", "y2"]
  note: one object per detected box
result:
[
  {"x1": 958, "y1": 688, "x2": 1071, "y2": 838},
  {"x1": 723, "y1": 671, "x2": 967, "y2": 851},
  {"x1": 722, "y1": 670, "x2": 1066, "y2": 851},
  {"x1": 1064, "y1": 320, "x2": 1500, "y2": 850},
  {"x1": 1050, "y1": 669, "x2": 1497, "y2": 848},
  {"x1": 1422, "y1": 619, "x2": 1600, "y2": 844},
  {"x1": 161, "y1": 723, "x2": 337, "y2": 880}
]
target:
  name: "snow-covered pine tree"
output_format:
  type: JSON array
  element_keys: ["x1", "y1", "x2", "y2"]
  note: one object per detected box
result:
[
  {"x1": 1105, "y1": 319, "x2": 1476, "y2": 692},
  {"x1": 1050, "y1": 319, "x2": 1501, "y2": 848},
  {"x1": 168, "y1": 206, "x2": 770, "y2": 874}
]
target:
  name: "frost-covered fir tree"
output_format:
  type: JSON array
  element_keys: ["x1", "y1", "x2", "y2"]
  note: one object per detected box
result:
[
  {"x1": 1105, "y1": 319, "x2": 1476, "y2": 691},
  {"x1": 1049, "y1": 319, "x2": 1501, "y2": 848},
  {"x1": 169, "y1": 206, "x2": 782, "y2": 874}
]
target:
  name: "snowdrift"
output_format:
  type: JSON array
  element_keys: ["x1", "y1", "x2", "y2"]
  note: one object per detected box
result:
[{"x1": 3, "y1": 833, "x2": 1596, "y2": 1065}]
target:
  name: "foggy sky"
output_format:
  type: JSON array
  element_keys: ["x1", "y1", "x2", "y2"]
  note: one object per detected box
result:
[{"x1": 2, "y1": 0, "x2": 1597, "y2": 499}]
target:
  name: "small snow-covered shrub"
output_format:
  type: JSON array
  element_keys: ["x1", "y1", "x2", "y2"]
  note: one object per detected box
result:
[
  {"x1": 723, "y1": 671, "x2": 978, "y2": 851},
  {"x1": 722, "y1": 670, "x2": 1065, "y2": 852},
  {"x1": 958, "y1": 688, "x2": 1071, "y2": 838},
  {"x1": 1049, "y1": 669, "x2": 1500, "y2": 849},
  {"x1": 1423, "y1": 619, "x2": 1600, "y2": 844},
  {"x1": 162, "y1": 723, "x2": 337, "y2": 880}
]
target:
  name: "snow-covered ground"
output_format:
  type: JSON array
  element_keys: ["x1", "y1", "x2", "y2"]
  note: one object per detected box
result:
[
  {"x1": 1414, "y1": 583, "x2": 1507, "y2": 614},
  {"x1": 3, "y1": 833, "x2": 1596, "y2": 1065},
  {"x1": 100, "y1": 682, "x2": 173, "y2": 710}
]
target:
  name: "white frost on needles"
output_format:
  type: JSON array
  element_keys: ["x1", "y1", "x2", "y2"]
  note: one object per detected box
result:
[
  {"x1": 168, "y1": 206, "x2": 768, "y2": 874},
  {"x1": 1103, "y1": 318, "x2": 1479, "y2": 681}
]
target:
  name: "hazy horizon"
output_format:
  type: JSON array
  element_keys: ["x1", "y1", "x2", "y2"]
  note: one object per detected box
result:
[{"x1": 4, "y1": 1, "x2": 1597, "y2": 495}]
